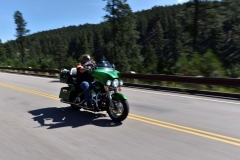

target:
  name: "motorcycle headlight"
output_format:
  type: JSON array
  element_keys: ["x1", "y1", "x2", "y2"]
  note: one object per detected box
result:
[
  {"x1": 119, "y1": 80, "x2": 123, "y2": 86},
  {"x1": 106, "y1": 80, "x2": 111, "y2": 86},
  {"x1": 112, "y1": 79, "x2": 119, "y2": 88}
]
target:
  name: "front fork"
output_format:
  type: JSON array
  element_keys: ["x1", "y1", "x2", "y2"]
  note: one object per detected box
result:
[{"x1": 107, "y1": 91, "x2": 115, "y2": 109}]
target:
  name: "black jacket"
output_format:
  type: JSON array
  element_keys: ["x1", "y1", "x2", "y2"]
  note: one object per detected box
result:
[{"x1": 76, "y1": 69, "x2": 94, "y2": 84}]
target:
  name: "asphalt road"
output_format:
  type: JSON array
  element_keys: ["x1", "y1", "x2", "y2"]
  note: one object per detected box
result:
[{"x1": 0, "y1": 72, "x2": 239, "y2": 160}]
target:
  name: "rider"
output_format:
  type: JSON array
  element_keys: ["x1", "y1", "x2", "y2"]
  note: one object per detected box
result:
[{"x1": 76, "y1": 54, "x2": 95, "y2": 108}]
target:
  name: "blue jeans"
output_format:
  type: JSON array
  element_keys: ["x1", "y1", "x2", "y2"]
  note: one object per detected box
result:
[{"x1": 80, "y1": 81, "x2": 91, "y2": 102}]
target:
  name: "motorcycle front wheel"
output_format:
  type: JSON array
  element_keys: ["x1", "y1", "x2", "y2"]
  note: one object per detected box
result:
[{"x1": 107, "y1": 99, "x2": 129, "y2": 122}]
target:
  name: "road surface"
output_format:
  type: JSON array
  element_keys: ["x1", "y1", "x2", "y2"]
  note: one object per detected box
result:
[{"x1": 0, "y1": 72, "x2": 239, "y2": 160}]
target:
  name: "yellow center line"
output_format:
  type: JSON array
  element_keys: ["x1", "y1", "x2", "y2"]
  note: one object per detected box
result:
[
  {"x1": 128, "y1": 116, "x2": 240, "y2": 146},
  {"x1": 0, "y1": 82, "x2": 240, "y2": 147},
  {"x1": 0, "y1": 82, "x2": 59, "y2": 100},
  {"x1": 129, "y1": 114, "x2": 240, "y2": 143}
]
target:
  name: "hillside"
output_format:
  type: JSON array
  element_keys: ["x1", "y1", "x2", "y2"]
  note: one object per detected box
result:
[{"x1": 0, "y1": 0, "x2": 239, "y2": 77}]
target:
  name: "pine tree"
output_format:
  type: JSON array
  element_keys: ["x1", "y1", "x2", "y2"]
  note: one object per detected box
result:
[
  {"x1": 152, "y1": 21, "x2": 164, "y2": 56},
  {"x1": 66, "y1": 57, "x2": 78, "y2": 69},
  {"x1": 81, "y1": 33, "x2": 91, "y2": 56},
  {"x1": 41, "y1": 41, "x2": 50, "y2": 57},
  {"x1": 138, "y1": 18, "x2": 148, "y2": 37},
  {"x1": 230, "y1": 0, "x2": 240, "y2": 59},
  {"x1": 201, "y1": 49, "x2": 225, "y2": 77},
  {"x1": 4, "y1": 43, "x2": 14, "y2": 60},
  {"x1": 103, "y1": 0, "x2": 142, "y2": 72},
  {"x1": 175, "y1": 54, "x2": 191, "y2": 76},
  {"x1": 53, "y1": 35, "x2": 67, "y2": 69},
  {"x1": 94, "y1": 33, "x2": 106, "y2": 62},
  {"x1": 87, "y1": 31, "x2": 94, "y2": 54},
  {"x1": 166, "y1": 19, "x2": 182, "y2": 64},
  {"x1": 143, "y1": 43, "x2": 158, "y2": 73},
  {"x1": 13, "y1": 11, "x2": 30, "y2": 64},
  {"x1": 28, "y1": 46, "x2": 37, "y2": 60},
  {"x1": 75, "y1": 35, "x2": 82, "y2": 60},
  {"x1": 34, "y1": 39, "x2": 42, "y2": 63},
  {"x1": 0, "y1": 39, "x2": 7, "y2": 65},
  {"x1": 208, "y1": 27, "x2": 225, "y2": 60},
  {"x1": 183, "y1": 0, "x2": 224, "y2": 52}
]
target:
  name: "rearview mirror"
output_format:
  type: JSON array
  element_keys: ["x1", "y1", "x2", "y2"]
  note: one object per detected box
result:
[{"x1": 112, "y1": 64, "x2": 115, "y2": 69}]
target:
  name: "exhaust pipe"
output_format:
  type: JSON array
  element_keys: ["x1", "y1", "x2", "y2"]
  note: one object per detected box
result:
[
  {"x1": 60, "y1": 99, "x2": 94, "y2": 110},
  {"x1": 60, "y1": 99, "x2": 77, "y2": 105}
]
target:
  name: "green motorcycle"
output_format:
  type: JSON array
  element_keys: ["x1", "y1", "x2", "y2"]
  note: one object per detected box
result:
[{"x1": 59, "y1": 61, "x2": 129, "y2": 122}]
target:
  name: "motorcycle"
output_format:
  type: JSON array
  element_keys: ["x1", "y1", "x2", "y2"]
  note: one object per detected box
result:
[{"x1": 58, "y1": 61, "x2": 129, "y2": 122}]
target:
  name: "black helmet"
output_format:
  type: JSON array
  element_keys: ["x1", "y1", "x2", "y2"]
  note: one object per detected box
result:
[{"x1": 82, "y1": 54, "x2": 90, "y2": 61}]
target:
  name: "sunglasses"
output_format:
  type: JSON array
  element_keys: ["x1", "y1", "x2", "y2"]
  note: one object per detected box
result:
[{"x1": 83, "y1": 57, "x2": 90, "y2": 60}]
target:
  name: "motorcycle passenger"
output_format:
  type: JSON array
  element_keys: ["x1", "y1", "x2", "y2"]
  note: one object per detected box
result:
[{"x1": 76, "y1": 54, "x2": 95, "y2": 108}]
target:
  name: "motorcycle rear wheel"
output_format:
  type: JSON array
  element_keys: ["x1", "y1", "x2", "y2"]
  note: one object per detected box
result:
[{"x1": 107, "y1": 99, "x2": 129, "y2": 122}]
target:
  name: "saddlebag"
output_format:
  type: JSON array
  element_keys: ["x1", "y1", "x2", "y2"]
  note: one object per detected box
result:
[{"x1": 59, "y1": 86, "x2": 76, "y2": 101}]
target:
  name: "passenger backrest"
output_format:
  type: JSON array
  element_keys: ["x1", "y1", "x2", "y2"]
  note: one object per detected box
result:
[{"x1": 70, "y1": 68, "x2": 77, "y2": 76}]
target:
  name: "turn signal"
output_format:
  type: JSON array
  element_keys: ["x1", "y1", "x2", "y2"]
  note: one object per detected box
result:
[
  {"x1": 106, "y1": 88, "x2": 109, "y2": 92},
  {"x1": 118, "y1": 88, "x2": 122, "y2": 92}
]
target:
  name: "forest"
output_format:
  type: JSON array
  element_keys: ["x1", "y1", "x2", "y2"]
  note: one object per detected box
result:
[{"x1": 0, "y1": 0, "x2": 239, "y2": 78}]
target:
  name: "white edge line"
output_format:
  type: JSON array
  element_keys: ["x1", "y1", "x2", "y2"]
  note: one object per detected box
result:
[
  {"x1": 0, "y1": 72, "x2": 58, "y2": 80},
  {"x1": 123, "y1": 88, "x2": 240, "y2": 105}
]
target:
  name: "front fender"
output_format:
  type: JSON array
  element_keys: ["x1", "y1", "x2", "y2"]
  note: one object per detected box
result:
[{"x1": 111, "y1": 92, "x2": 127, "y2": 100}]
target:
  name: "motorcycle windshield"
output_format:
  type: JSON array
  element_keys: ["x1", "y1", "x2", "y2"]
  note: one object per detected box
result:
[{"x1": 92, "y1": 68, "x2": 120, "y2": 84}]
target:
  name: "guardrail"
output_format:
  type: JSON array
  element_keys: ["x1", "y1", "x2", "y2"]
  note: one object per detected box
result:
[
  {"x1": 0, "y1": 67, "x2": 240, "y2": 87},
  {"x1": 121, "y1": 73, "x2": 240, "y2": 87}
]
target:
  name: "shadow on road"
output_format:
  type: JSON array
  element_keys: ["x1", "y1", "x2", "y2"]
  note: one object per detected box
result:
[{"x1": 28, "y1": 106, "x2": 122, "y2": 129}]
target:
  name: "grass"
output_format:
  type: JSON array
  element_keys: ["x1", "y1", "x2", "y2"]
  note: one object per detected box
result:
[{"x1": 122, "y1": 78, "x2": 240, "y2": 94}]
